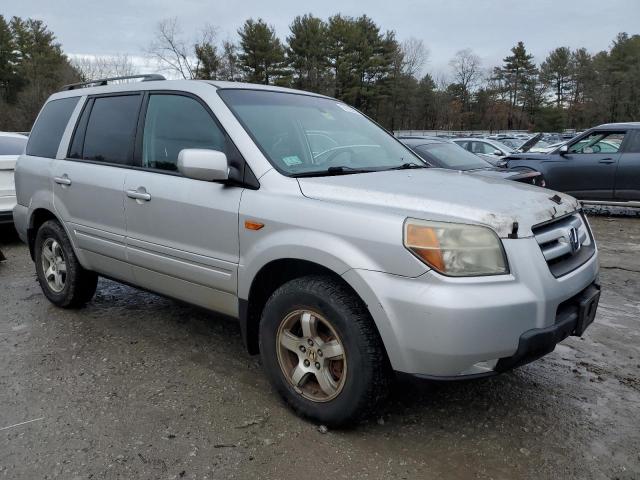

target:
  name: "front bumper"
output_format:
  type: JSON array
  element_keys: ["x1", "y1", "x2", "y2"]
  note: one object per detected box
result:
[{"x1": 343, "y1": 236, "x2": 599, "y2": 377}]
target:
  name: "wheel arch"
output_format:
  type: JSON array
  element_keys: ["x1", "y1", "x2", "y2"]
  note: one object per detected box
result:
[
  {"x1": 240, "y1": 258, "x2": 379, "y2": 356},
  {"x1": 27, "y1": 208, "x2": 60, "y2": 260}
]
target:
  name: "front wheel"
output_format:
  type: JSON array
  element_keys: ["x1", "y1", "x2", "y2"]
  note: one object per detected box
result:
[
  {"x1": 34, "y1": 220, "x2": 98, "y2": 308},
  {"x1": 259, "y1": 275, "x2": 391, "y2": 426}
]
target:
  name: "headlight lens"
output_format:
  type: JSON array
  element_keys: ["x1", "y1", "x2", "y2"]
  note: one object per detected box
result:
[{"x1": 403, "y1": 219, "x2": 508, "y2": 276}]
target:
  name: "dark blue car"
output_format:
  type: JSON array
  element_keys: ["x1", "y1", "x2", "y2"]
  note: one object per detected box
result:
[{"x1": 505, "y1": 122, "x2": 640, "y2": 205}]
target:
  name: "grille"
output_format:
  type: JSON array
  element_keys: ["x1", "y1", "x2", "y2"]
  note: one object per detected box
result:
[{"x1": 532, "y1": 212, "x2": 595, "y2": 278}]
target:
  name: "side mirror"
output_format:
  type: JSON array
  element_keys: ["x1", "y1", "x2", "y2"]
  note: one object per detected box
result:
[
  {"x1": 177, "y1": 149, "x2": 229, "y2": 181},
  {"x1": 493, "y1": 150, "x2": 504, "y2": 156},
  {"x1": 559, "y1": 145, "x2": 569, "y2": 156}
]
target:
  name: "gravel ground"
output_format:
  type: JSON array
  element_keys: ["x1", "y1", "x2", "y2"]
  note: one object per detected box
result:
[{"x1": 0, "y1": 213, "x2": 639, "y2": 479}]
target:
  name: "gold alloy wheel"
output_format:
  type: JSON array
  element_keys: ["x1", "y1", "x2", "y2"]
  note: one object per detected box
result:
[{"x1": 276, "y1": 309, "x2": 347, "y2": 402}]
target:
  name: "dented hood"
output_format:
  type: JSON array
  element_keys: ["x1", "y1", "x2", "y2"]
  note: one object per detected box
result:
[{"x1": 297, "y1": 168, "x2": 579, "y2": 238}]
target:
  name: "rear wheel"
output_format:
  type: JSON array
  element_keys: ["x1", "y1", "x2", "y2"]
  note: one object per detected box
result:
[
  {"x1": 259, "y1": 275, "x2": 391, "y2": 426},
  {"x1": 34, "y1": 220, "x2": 98, "y2": 308}
]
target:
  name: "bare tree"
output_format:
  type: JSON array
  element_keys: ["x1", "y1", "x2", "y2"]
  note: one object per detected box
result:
[
  {"x1": 401, "y1": 37, "x2": 429, "y2": 78},
  {"x1": 218, "y1": 40, "x2": 242, "y2": 81},
  {"x1": 72, "y1": 54, "x2": 137, "y2": 80},
  {"x1": 449, "y1": 48, "x2": 482, "y2": 93},
  {"x1": 147, "y1": 17, "x2": 218, "y2": 79},
  {"x1": 449, "y1": 48, "x2": 482, "y2": 120}
]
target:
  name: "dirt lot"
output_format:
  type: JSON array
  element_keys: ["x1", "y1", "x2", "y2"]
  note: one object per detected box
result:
[{"x1": 0, "y1": 212, "x2": 639, "y2": 480}]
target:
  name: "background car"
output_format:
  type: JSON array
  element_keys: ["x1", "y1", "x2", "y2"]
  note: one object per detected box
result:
[
  {"x1": 504, "y1": 122, "x2": 640, "y2": 204},
  {"x1": 451, "y1": 137, "x2": 515, "y2": 165},
  {"x1": 401, "y1": 137, "x2": 543, "y2": 185},
  {"x1": 0, "y1": 132, "x2": 28, "y2": 225}
]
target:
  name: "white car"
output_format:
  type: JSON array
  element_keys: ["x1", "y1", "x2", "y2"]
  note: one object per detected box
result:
[
  {"x1": 0, "y1": 132, "x2": 28, "y2": 225},
  {"x1": 452, "y1": 137, "x2": 514, "y2": 166}
]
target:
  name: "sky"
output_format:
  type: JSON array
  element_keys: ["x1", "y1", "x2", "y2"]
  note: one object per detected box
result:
[{"x1": 4, "y1": 0, "x2": 640, "y2": 78}]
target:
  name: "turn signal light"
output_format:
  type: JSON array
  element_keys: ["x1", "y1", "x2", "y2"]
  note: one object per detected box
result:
[{"x1": 244, "y1": 220, "x2": 264, "y2": 230}]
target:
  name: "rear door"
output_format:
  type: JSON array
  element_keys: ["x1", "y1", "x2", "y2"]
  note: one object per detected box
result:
[
  {"x1": 614, "y1": 130, "x2": 640, "y2": 201},
  {"x1": 547, "y1": 131, "x2": 624, "y2": 200},
  {"x1": 53, "y1": 93, "x2": 142, "y2": 282},
  {"x1": 123, "y1": 92, "x2": 243, "y2": 316}
]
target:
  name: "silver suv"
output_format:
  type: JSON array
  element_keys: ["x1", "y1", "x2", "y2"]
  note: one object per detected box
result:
[{"x1": 14, "y1": 76, "x2": 600, "y2": 426}]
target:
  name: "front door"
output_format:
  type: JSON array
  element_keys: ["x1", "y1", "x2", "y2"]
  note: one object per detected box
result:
[
  {"x1": 547, "y1": 131, "x2": 625, "y2": 200},
  {"x1": 123, "y1": 92, "x2": 242, "y2": 316}
]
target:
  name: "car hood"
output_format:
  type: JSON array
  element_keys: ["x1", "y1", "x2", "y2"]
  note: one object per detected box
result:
[
  {"x1": 297, "y1": 169, "x2": 579, "y2": 238},
  {"x1": 506, "y1": 152, "x2": 554, "y2": 161},
  {"x1": 468, "y1": 167, "x2": 540, "y2": 182}
]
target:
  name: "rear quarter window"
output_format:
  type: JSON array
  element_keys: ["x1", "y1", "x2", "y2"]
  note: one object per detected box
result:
[{"x1": 26, "y1": 97, "x2": 80, "y2": 158}]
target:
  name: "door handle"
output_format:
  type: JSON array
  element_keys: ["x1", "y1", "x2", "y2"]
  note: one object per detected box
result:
[
  {"x1": 598, "y1": 158, "x2": 615, "y2": 164},
  {"x1": 126, "y1": 189, "x2": 151, "y2": 201},
  {"x1": 54, "y1": 175, "x2": 72, "y2": 186}
]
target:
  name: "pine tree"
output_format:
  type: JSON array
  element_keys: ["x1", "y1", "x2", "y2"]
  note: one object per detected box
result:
[
  {"x1": 493, "y1": 41, "x2": 538, "y2": 129},
  {"x1": 287, "y1": 14, "x2": 328, "y2": 93},
  {"x1": 237, "y1": 19, "x2": 285, "y2": 85},
  {"x1": 540, "y1": 47, "x2": 573, "y2": 108}
]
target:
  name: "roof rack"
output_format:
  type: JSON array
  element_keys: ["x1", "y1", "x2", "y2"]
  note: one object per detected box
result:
[{"x1": 61, "y1": 74, "x2": 166, "y2": 91}]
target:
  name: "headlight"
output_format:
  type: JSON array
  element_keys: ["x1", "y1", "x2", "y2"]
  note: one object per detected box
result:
[{"x1": 403, "y1": 219, "x2": 508, "y2": 276}]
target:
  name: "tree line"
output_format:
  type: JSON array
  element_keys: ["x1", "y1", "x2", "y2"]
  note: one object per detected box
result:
[{"x1": 1, "y1": 13, "x2": 639, "y2": 133}]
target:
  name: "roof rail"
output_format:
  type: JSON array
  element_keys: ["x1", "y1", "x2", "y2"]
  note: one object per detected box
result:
[{"x1": 61, "y1": 74, "x2": 166, "y2": 91}]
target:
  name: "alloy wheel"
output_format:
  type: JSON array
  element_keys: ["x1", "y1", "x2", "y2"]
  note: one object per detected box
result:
[
  {"x1": 276, "y1": 309, "x2": 347, "y2": 402},
  {"x1": 41, "y1": 238, "x2": 67, "y2": 293}
]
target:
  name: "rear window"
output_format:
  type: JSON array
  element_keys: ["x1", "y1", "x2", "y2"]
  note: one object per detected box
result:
[
  {"x1": 81, "y1": 95, "x2": 142, "y2": 165},
  {"x1": 0, "y1": 135, "x2": 27, "y2": 155},
  {"x1": 26, "y1": 97, "x2": 79, "y2": 158}
]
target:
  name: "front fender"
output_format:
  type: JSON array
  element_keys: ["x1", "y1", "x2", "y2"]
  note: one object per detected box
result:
[{"x1": 238, "y1": 228, "x2": 386, "y2": 299}]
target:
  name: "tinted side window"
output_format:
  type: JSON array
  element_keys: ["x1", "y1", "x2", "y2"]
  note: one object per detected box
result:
[
  {"x1": 82, "y1": 95, "x2": 141, "y2": 165},
  {"x1": 624, "y1": 131, "x2": 640, "y2": 153},
  {"x1": 0, "y1": 135, "x2": 27, "y2": 155},
  {"x1": 26, "y1": 97, "x2": 79, "y2": 158},
  {"x1": 142, "y1": 94, "x2": 225, "y2": 171}
]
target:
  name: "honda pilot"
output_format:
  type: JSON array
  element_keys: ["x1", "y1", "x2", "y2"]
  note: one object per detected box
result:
[{"x1": 13, "y1": 76, "x2": 600, "y2": 426}]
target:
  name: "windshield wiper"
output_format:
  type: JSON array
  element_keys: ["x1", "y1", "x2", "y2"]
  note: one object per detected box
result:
[
  {"x1": 385, "y1": 162, "x2": 428, "y2": 171},
  {"x1": 291, "y1": 166, "x2": 377, "y2": 177}
]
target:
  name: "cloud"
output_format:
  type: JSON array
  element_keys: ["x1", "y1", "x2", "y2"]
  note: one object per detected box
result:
[{"x1": 5, "y1": 0, "x2": 640, "y2": 77}]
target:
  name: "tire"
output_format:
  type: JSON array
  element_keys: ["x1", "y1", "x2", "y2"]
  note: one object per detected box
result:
[
  {"x1": 34, "y1": 219, "x2": 98, "y2": 308},
  {"x1": 259, "y1": 275, "x2": 391, "y2": 427},
  {"x1": 514, "y1": 168, "x2": 546, "y2": 188},
  {"x1": 531, "y1": 172, "x2": 547, "y2": 188}
]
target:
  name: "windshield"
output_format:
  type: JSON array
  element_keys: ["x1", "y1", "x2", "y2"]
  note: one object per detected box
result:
[
  {"x1": 218, "y1": 89, "x2": 422, "y2": 176},
  {"x1": 413, "y1": 143, "x2": 492, "y2": 171}
]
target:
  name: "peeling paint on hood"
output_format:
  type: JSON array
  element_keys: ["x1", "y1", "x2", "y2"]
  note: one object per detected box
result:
[{"x1": 297, "y1": 168, "x2": 580, "y2": 238}]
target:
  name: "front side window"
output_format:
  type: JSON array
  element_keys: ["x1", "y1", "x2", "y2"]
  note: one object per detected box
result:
[
  {"x1": 218, "y1": 89, "x2": 422, "y2": 176},
  {"x1": 81, "y1": 95, "x2": 142, "y2": 165},
  {"x1": 26, "y1": 97, "x2": 80, "y2": 158},
  {"x1": 142, "y1": 94, "x2": 225, "y2": 172},
  {"x1": 569, "y1": 132, "x2": 625, "y2": 154}
]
